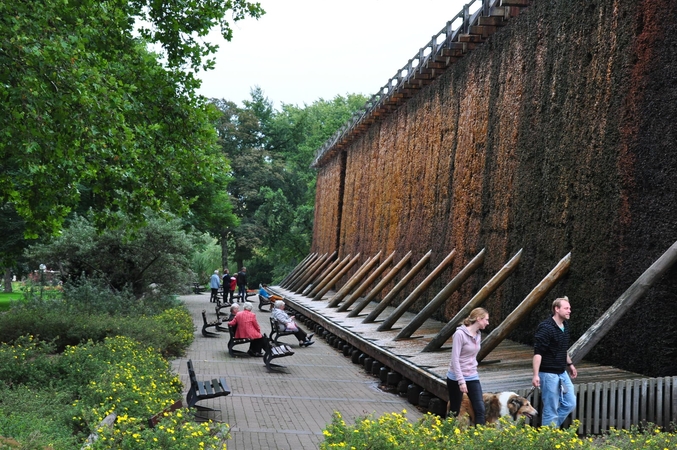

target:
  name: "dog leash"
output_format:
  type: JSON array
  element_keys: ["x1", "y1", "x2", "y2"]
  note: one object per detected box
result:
[{"x1": 526, "y1": 385, "x2": 538, "y2": 399}]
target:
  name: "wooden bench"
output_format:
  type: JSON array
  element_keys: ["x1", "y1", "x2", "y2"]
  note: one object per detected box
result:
[
  {"x1": 258, "y1": 294, "x2": 273, "y2": 311},
  {"x1": 185, "y1": 359, "x2": 231, "y2": 410},
  {"x1": 201, "y1": 310, "x2": 221, "y2": 337},
  {"x1": 262, "y1": 334, "x2": 294, "y2": 371},
  {"x1": 215, "y1": 297, "x2": 232, "y2": 320},
  {"x1": 193, "y1": 282, "x2": 205, "y2": 294},
  {"x1": 269, "y1": 316, "x2": 296, "y2": 344},
  {"x1": 227, "y1": 325, "x2": 251, "y2": 357}
]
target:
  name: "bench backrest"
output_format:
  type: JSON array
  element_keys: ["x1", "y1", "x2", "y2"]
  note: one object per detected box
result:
[
  {"x1": 187, "y1": 359, "x2": 198, "y2": 390},
  {"x1": 270, "y1": 316, "x2": 286, "y2": 330},
  {"x1": 201, "y1": 310, "x2": 209, "y2": 323}
]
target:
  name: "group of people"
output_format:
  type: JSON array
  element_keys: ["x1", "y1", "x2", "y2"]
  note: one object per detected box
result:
[
  {"x1": 209, "y1": 267, "x2": 248, "y2": 303},
  {"x1": 225, "y1": 289, "x2": 315, "y2": 357},
  {"x1": 447, "y1": 296, "x2": 578, "y2": 428}
]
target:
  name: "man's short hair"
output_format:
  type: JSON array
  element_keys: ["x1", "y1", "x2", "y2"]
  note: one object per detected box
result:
[{"x1": 552, "y1": 296, "x2": 570, "y2": 314}]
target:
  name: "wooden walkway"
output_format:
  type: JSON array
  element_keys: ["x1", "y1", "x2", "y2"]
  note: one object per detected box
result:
[
  {"x1": 271, "y1": 285, "x2": 638, "y2": 394},
  {"x1": 267, "y1": 285, "x2": 677, "y2": 433}
]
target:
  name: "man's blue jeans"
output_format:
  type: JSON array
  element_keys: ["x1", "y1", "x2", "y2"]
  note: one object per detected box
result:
[{"x1": 540, "y1": 371, "x2": 576, "y2": 427}]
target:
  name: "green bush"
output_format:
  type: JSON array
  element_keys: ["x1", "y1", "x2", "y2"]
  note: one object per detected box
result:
[{"x1": 0, "y1": 280, "x2": 193, "y2": 358}]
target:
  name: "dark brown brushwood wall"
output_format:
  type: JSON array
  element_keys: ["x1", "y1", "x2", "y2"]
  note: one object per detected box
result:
[{"x1": 311, "y1": 0, "x2": 677, "y2": 376}]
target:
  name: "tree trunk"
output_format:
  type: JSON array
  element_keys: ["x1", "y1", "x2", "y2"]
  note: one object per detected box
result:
[
  {"x1": 220, "y1": 232, "x2": 230, "y2": 272},
  {"x1": 3, "y1": 268, "x2": 12, "y2": 293}
]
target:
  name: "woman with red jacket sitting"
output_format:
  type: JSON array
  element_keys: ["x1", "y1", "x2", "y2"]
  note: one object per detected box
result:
[{"x1": 228, "y1": 302, "x2": 264, "y2": 356}]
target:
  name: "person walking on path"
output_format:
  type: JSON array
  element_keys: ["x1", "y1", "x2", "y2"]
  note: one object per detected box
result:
[
  {"x1": 446, "y1": 307, "x2": 489, "y2": 425},
  {"x1": 532, "y1": 296, "x2": 578, "y2": 428},
  {"x1": 222, "y1": 269, "x2": 231, "y2": 303},
  {"x1": 229, "y1": 275, "x2": 237, "y2": 303},
  {"x1": 209, "y1": 270, "x2": 220, "y2": 303},
  {"x1": 236, "y1": 267, "x2": 247, "y2": 302}
]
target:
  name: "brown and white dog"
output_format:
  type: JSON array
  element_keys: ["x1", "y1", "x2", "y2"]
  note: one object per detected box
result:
[{"x1": 451, "y1": 391, "x2": 538, "y2": 425}]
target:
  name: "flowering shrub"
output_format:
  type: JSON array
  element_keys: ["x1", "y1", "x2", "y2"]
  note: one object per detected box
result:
[
  {"x1": 0, "y1": 335, "x2": 229, "y2": 449},
  {"x1": 320, "y1": 411, "x2": 677, "y2": 449}
]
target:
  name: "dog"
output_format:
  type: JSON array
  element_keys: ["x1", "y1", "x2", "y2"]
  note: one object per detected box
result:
[{"x1": 450, "y1": 391, "x2": 538, "y2": 425}]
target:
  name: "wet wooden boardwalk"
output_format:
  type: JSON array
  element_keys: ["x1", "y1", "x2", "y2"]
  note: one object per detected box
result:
[{"x1": 271, "y1": 285, "x2": 640, "y2": 401}]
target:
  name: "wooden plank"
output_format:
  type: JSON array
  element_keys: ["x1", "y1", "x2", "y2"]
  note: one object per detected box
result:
[
  {"x1": 601, "y1": 381, "x2": 609, "y2": 432},
  {"x1": 656, "y1": 378, "x2": 664, "y2": 427},
  {"x1": 500, "y1": 0, "x2": 530, "y2": 6},
  {"x1": 616, "y1": 380, "x2": 625, "y2": 429},
  {"x1": 478, "y1": 16, "x2": 506, "y2": 27},
  {"x1": 648, "y1": 378, "x2": 656, "y2": 423},
  {"x1": 609, "y1": 380, "x2": 617, "y2": 429},
  {"x1": 672, "y1": 377, "x2": 677, "y2": 423},
  {"x1": 632, "y1": 379, "x2": 640, "y2": 428},
  {"x1": 640, "y1": 378, "x2": 648, "y2": 422},
  {"x1": 624, "y1": 380, "x2": 632, "y2": 429},
  {"x1": 593, "y1": 382, "x2": 602, "y2": 434},
  {"x1": 584, "y1": 383, "x2": 592, "y2": 435},
  {"x1": 662, "y1": 377, "x2": 671, "y2": 427}
]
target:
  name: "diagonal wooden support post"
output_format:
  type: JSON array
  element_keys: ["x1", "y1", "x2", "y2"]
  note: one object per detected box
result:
[
  {"x1": 346, "y1": 251, "x2": 410, "y2": 315},
  {"x1": 287, "y1": 253, "x2": 323, "y2": 291},
  {"x1": 328, "y1": 252, "x2": 382, "y2": 307},
  {"x1": 362, "y1": 251, "x2": 431, "y2": 323},
  {"x1": 477, "y1": 252, "x2": 571, "y2": 362},
  {"x1": 327, "y1": 252, "x2": 381, "y2": 307},
  {"x1": 290, "y1": 252, "x2": 329, "y2": 293},
  {"x1": 377, "y1": 249, "x2": 456, "y2": 331},
  {"x1": 395, "y1": 248, "x2": 485, "y2": 340},
  {"x1": 569, "y1": 240, "x2": 677, "y2": 364},
  {"x1": 280, "y1": 253, "x2": 314, "y2": 287},
  {"x1": 337, "y1": 251, "x2": 396, "y2": 311},
  {"x1": 423, "y1": 249, "x2": 522, "y2": 351},
  {"x1": 296, "y1": 252, "x2": 338, "y2": 294},
  {"x1": 308, "y1": 255, "x2": 352, "y2": 297},
  {"x1": 313, "y1": 254, "x2": 362, "y2": 300}
]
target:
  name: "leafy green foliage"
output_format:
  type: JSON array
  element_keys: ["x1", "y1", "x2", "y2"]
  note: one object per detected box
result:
[
  {"x1": 211, "y1": 90, "x2": 367, "y2": 280},
  {"x1": 1, "y1": 0, "x2": 262, "y2": 237},
  {"x1": 25, "y1": 212, "x2": 196, "y2": 298}
]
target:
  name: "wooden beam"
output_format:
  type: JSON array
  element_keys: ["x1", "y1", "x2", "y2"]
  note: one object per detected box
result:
[
  {"x1": 307, "y1": 255, "x2": 351, "y2": 297},
  {"x1": 313, "y1": 253, "x2": 362, "y2": 300},
  {"x1": 377, "y1": 249, "x2": 457, "y2": 331},
  {"x1": 423, "y1": 249, "x2": 523, "y2": 352},
  {"x1": 346, "y1": 251, "x2": 411, "y2": 316},
  {"x1": 395, "y1": 249, "x2": 485, "y2": 340},
  {"x1": 477, "y1": 253, "x2": 571, "y2": 361},
  {"x1": 362, "y1": 250, "x2": 431, "y2": 323},
  {"x1": 291, "y1": 252, "x2": 331, "y2": 293},
  {"x1": 280, "y1": 252, "x2": 316, "y2": 288},
  {"x1": 336, "y1": 250, "x2": 396, "y2": 311},
  {"x1": 569, "y1": 241, "x2": 677, "y2": 364},
  {"x1": 327, "y1": 252, "x2": 382, "y2": 307}
]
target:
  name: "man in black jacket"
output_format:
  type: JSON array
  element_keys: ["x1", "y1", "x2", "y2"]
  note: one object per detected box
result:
[{"x1": 532, "y1": 296, "x2": 578, "y2": 428}]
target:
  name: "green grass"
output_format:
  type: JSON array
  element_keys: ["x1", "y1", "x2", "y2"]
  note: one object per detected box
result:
[{"x1": 0, "y1": 282, "x2": 24, "y2": 310}]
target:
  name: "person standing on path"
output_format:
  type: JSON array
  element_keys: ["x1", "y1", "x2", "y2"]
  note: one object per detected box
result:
[
  {"x1": 209, "y1": 270, "x2": 220, "y2": 303},
  {"x1": 236, "y1": 267, "x2": 247, "y2": 302},
  {"x1": 222, "y1": 269, "x2": 231, "y2": 303},
  {"x1": 532, "y1": 296, "x2": 578, "y2": 428},
  {"x1": 446, "y1": 307, "x2": 489, "y2": 425}
]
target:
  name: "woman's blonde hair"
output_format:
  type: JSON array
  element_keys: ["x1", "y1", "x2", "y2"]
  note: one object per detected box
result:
[{"x1": 463, "y1": 307, "x2": 489, "y2": 327}]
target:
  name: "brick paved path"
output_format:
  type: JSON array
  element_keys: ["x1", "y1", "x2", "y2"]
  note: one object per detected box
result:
[{"x1": 172, "y1": 294, "x2": 422, "y2": 449}]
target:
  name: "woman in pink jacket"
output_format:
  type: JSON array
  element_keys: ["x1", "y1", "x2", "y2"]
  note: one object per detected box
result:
[
  {"x1": 446, "y1": 307, "x2": 489, "y2": 425},
  {"x1": 228, "y1": 302, "x2": 264, "y2": 356}
]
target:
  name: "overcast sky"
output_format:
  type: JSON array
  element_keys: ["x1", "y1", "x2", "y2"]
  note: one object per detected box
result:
[{"x1": 197, "y1": 0, "x2": 472, "y2": 108}]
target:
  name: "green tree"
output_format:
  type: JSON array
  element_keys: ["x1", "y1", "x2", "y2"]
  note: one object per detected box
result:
[
  {"x1": 1, "y1": 0, "x2": 263, "y2": 237},
  {"x1": 25, "y1": 212, "x2": 197, "y2": 298},
  {"x1": 212, "y1": 92, "x2": 367, "y2": 283}
]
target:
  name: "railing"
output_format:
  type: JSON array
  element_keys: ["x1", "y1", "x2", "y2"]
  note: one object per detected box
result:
[{"x1": 312, "y1": 0, "x2": 506, "y2": 168}]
